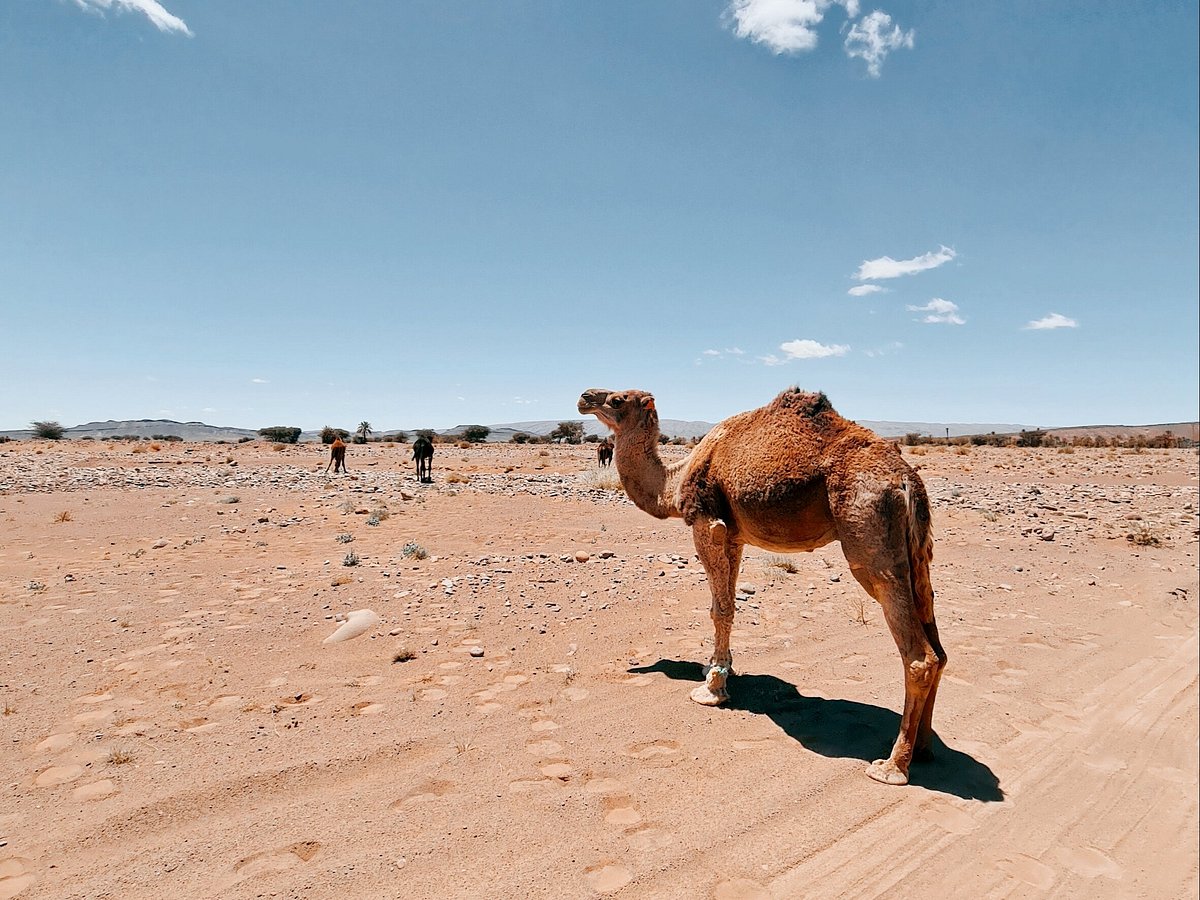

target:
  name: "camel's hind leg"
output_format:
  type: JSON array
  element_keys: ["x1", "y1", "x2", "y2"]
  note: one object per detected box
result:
[
  {"x1": 841, "y1": 532, "x2": 945, "y2": 785},
  {"x1": 690, "y1": 518, "x2": 743, "y2": 707}
]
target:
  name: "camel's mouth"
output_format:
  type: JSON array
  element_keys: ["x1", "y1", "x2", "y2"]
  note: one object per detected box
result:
[{"x1": 577, "y1": 388, "x2": 613, "y2": 420}]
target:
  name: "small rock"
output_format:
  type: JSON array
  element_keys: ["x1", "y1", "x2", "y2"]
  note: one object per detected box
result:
[
  {"x1": 575, "y1": 551, "x2": 591, "y2": 563},
  {"x1": 738, "y1": 583, "x2": 758, "y2": 595},
  {"x1": 152, "y1": 539, "x2": 168, "y2": 549},
  {"x1": 469, "y1": 646, "x2": 485, "y2": 657}
]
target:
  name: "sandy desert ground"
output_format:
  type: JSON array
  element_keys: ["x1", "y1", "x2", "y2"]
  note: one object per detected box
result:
[{"x1": 0, "y1": 438, "x2": 1196, "y2": 899}]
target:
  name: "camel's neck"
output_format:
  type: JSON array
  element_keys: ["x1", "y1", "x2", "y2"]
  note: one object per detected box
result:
[{"x1": 613, "y1": 429, "x2": 685, "y2": 520}]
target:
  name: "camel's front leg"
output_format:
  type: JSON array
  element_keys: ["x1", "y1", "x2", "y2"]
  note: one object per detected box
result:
[{"x1": 690, "y1": 519, "x2": 743, "y2": 706}]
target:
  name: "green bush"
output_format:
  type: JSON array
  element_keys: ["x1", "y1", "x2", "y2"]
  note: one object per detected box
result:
[
  {"x1": 320, "y1": 426, "x2": 350, "y2": 445},
  {"x1": 550, "y1": 421, "x2": 583, "y2": 444},
  {"x1": 461, "y1": 425, "x2": 490, "y2": 443},
  {"x1": 32, "y1": 420, "x2": 65, "y2": 440},
  {"x1": 257, "y1": 426, "x2": 301, "y2": 444}
]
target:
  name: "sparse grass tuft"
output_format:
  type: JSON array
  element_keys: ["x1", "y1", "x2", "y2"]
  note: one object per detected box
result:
[
  {"x1": 339, "y1": 499, "x2": 357, "y2": 514},
  {"x1": 342, "y1": 551, "x2": 361, "y2": 567},
  {"x1": 846, "y1": 595, "x2": 871, "y2": 626},
  {"x1": 330, "y1": 575, "x2": 352, "y2": 586},
  {"x1": 53, "y1": 510, "x2": 73, "y2": 523},
  {"x1": 107, "y1": 747, "x2": 135, "y2": 765},
  {"x1": 392, "y1": 648, "x2": 417, "y2": 663},
  {"x1": 3, "y1": 700, "x2": 15, "y2": 716},
  {"x1": 402, "y1": 541, "x2": 428, "y2": 560},
  {"x1": 335, "y1": 532, "x2": 354, "y2": 544},
  {"x1": 765, "y1": 555, "x2": 798, "y2": 574}
]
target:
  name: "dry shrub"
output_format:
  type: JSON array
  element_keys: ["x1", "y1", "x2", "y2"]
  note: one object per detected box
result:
[
  {"x1": 392, "y1": 648, "x2": 417, "y2": 663},
  {"x1": 1057, "y1": 446, "x2": 1075, "y2": 454},
  {"x1": 766, "y1": 555, "x2": 797, "y2": 574},
  {"x1": 149, "y1": 443, "x2": 161, "y2": 451},
  {"x1": 577, "y1": 469, "x2": 623, "y2": 492},
  {"x1": 53, "y1": 510, "x2": 73, "y2": 523},
  {"x1": 1127, "y1": 525, "x2": 1164, "y2": 547},
  {"x1": 446, "y1": 471, "x2": 469, "y2": 484},
  {"x1": 954, "y1": 446, "x2": 971, "y2": 456},
  {"x1": 846, "y1": 595, "x2": 870, "y2": 625},
  {"x1": 107, "y1": 748, "x2": 134, "y2": 765},
  {"x1": 272, "y1": 443, "x2": 287, "y2": 452},
  {"x1": 131, "y1": 444, "x2": 147, "y2": 454},
  {"x1": 456, "y1": 441, "x2": 470, "y2": 450}
]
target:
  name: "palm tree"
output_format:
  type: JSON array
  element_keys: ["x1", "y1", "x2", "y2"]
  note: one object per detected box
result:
[{"x1": 356, "y1": 421, "x2": 372, "y2": 444}]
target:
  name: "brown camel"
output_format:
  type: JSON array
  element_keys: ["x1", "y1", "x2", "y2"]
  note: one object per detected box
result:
[
  {"x1": 325, "y1": 437, "x2": 348, "y2": 474},
  {"x1": 597, "y1": 437, "x2": 614, "y2": 467},
  {"x1": 577, "y1": 387, "x2": 946, "y2": 786}
]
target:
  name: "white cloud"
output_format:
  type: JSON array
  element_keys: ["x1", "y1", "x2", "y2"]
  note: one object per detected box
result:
[
  {"x1": 780, "y1": 338, "x2": 851, "y2": 359},
  {"x1": 847, "y1": 284, "x2": 886, "y2": 297},
  {"x1": 854, "y1": 245, "x2": 955, "y2": 281},
  {"x1": 1024, "y1": 312, "x2": 1078, "y2": 331},
  {"x1": 251, "y1": 378, "x2": 268, "y2": 384},
  {"x1": 907, "y1": 298, "x2": 965, "y2": 325},
  {"x1": 863, "y1": 341, "x2": 904, "y2": 357},
  {"x1": 844, "y1": 10, "x2": 914, "y2": 77},
  {"x1": 725, "y1": 0, "x2": 859, "y2": 55},
  {"x1": 72, "y1": 0, "x2": 192, "y2": 36}
]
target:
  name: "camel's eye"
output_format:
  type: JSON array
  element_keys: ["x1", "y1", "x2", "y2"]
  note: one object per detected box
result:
[{"x1": 609, "y1": 396, "x2": 624, "y2": 408}]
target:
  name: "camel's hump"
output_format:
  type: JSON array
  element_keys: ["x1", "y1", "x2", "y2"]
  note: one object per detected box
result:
[{"x1": 769, "y1": 388, "x2": 834, "y2": 417}]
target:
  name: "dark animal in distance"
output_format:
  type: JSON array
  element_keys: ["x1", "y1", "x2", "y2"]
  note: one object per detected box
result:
[
  {"x1": 412, "y1": 436, "x2": 434, "y2": 482},
  {"x1": 597, "y1": 438, "x2": 614, "y2": 467}
]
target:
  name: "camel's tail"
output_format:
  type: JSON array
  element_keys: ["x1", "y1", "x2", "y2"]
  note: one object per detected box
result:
[{"x1": 902, "y1": 475, "x2": 935, "y2": 621}]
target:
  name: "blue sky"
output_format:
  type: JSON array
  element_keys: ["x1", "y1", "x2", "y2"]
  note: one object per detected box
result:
[{"x1": 2, "y1": 1, "x2": 1197, "y2": 431}]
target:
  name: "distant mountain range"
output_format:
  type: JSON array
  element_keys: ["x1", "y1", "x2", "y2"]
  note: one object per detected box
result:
[{"x1": 2, "y1": 417, "x2": 1195, "y2": 443}]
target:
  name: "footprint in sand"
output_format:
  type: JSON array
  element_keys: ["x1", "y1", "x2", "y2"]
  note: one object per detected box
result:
[
  {"x1": 619, "y1": 674, "x2": 653, "y2": 687},
  {"x1": 561, "y1": 687, "x2": 589, "y2": 702},
  {"x1": 1081, "y1": 753, "x2": 1127, "y2": 775},
  {"x1": 626, "y1": 827, "x2": 675, "y2": 852},
  {"x1": 584, "y1": 776, "x2": 626, "y2": 795},
  {"x1": 392, "y1": 780, "x2": 455, "y2": 808},
  {"x1": 525, "y1": 739, "x2": 564, "y2": 758},
  {"x1": 919, "y1": 801, "x2": 977, "y2": 835},
  {"x1": 35, "y1": 733, "x2": 75, "y2": 753},
  {"x1": 72, "y1": 779, "x2": 118, "y2": 802},
  {"x1": 530, "y1": 719, "x2": 560, "y2": 733},
  {"x1": 602, "y1": 797, "x2": 642, "y2": 827},
  {"x1": 206, "y1": 695, "x2": 244, "y2": 712},
  {"x1": 623, "y1": 740, "x2": 679, "y2": 760},
  {"x1": 995, "y1": 854, "x2": 1055, "y2": 890},
  {"x1": 1053, "y1": 846, "x2": 1123, "y2": 880},
  {"x1": 539, "y1": 762, "x2": 573, "y2": 780},
  {"x1": 0, "y1": 858, "x2": 35, "y2": 900},
  {"x1": 34, "y1": 764, "x2": 84, "y2": 787},
  {"x1": 584, "y1": 864, "x2": 633, "y2": 894},
  {"x1": 233, "y1": 841, "x2": 321, "y2": 880},
  {"x1": 714, "y1": 878, "x2": 771, "y2": 900},
  {"x1": 351, "y1": 701, "x2": 386, "y2": 716}
]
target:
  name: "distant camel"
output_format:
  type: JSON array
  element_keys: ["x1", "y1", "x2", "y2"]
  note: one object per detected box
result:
[
  {"x1": 578, "y1": 387, "x2": 946, "y2": 786},
  {"x1": 412, "y1": 436, "x2": 434, "y2": 482},
  {"x1": 597, "y1": 438, "x2": 614, "y2": 467},
  {"x1": 325, "y1": 437, "x2": 348, "y2": 474}
]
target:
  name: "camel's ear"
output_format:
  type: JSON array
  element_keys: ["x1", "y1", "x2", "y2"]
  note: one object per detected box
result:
[{"x1": 643, "y1": 395, "x2": 655, "y2": 411}]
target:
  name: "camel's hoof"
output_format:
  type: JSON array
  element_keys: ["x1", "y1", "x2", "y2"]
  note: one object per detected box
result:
[
  {"x1": 689, "y1": 684, "x2": 729, "y2": 706},
  {"x1": 866, "y1": 759, "x2": 909, "y2": 786}
]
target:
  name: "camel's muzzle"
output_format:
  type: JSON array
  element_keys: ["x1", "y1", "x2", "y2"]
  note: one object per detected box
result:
[{"x1": 578, "y1": 389, "x2": 612, "y2": 414}]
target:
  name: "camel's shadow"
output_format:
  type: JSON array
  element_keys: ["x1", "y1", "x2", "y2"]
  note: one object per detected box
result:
[{"x1": 629, "y1": 659, "x2": 1003, "y2": 802}]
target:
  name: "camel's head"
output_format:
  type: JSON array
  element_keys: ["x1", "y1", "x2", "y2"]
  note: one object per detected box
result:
[{"x1": 577, "y1": 388, "x2": 658, "y2": 436}]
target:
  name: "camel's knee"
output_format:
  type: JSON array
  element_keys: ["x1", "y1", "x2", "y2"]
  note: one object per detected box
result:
[{"x1": 906, "y1": 654, "x2": 940, "y2": 688}]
